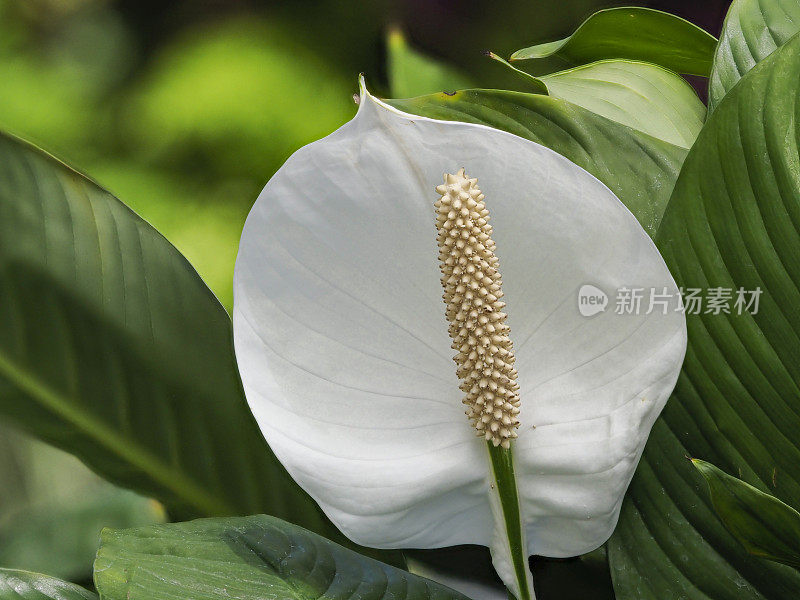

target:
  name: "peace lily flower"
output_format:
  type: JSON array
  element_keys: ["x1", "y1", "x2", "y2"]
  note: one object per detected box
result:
[{"x1": 233, "y1": 78, "x2": 687, "y2": 599}]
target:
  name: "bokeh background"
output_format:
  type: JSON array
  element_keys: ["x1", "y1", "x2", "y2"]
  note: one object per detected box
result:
[{"x1": 0, "y1": 0, "x2": 729, "y2": 584}]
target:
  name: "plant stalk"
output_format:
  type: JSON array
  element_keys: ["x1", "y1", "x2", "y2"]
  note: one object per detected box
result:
[{"x1": 487, "y1": 443, "x2": 534, "y2": 600}]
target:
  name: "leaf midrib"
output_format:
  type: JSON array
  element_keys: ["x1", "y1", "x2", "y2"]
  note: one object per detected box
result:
[{"x1": 0, "y1": 347, "x2": 232, "y2": 517}]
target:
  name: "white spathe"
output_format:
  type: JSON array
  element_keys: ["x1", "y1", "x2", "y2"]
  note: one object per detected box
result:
[{"x1": 233, "y1": 80, "x2": 686, "y2": 595}]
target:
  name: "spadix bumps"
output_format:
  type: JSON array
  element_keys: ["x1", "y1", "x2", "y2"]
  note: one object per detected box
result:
[
  {"x1": 435, "y1": 169, "x2": 520, "y2": 448},
  {"x1": 233, "y1": 82, "x2": 686, "y2": 598}
]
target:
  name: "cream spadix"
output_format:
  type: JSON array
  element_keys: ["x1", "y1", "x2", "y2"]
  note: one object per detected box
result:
[
  {"x1": 233, "y1": 79, "x2": 687, "y2": 598},
  {"x1": 435, "y1": 169, "x2": 521, "y2": 448}
]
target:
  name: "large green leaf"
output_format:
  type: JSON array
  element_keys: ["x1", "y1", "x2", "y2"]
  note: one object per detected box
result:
[
  {"x1": 0, "y1": 489, "x2": 162, "y2": 581},
  {"x1": 0, "y1": 570, "x2": 96, "y2": 600},
  {"x1": 387, "y1": 28, "x2": 473, "y2": 97},
  {"x1": 387, "y1": 89, "x2": 686, "y2": 237},
  {"x1": 608, "y1": 31, "x2": 800, "y2": 599},
  {"x1": 709, "y1": 0, "x2": 800, "y2": 113},
  {"x1": 694, "y1": 459, "x2": 800, "y2": 568},
  {"x1": 488, "y1": 56, "x2": 705, "y2": 148},
  {"x1": 510, "y1": 7, "x2": 717, "y2": 76},
  {"x1": 94, "y1": 515, "x2": 466, "y2": 600},
  {"x1": 0, "y1": 132, "x2": 334, "y2": 532}
]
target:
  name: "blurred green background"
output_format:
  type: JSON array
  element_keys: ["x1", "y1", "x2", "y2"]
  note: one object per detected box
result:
[{"x1": 0, "y1": 0, "x2": 728, "y2": 583}]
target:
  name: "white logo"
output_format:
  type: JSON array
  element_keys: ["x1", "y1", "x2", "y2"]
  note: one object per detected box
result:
[{"x1": 578, "y1": 284, "x2": 608, "y2": 317}]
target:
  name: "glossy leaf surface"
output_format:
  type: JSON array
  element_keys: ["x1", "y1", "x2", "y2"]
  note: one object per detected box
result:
[
  {"x1": 609, "y1": 31, "x2": 800, "y2": 600},
  {"x1": 488, "y1": 56, "x2": 704, "y2": 148},
  {"x1": 709, "y1": 0, "x2": 800, "y2": 112},
  {"x1": 694, "y1": 459, "x2": 800, "y2": 568},
  {"x1": 0, "y1": 570, "x2": 96, "y2": 600},
  {"x1": 0, "y1": 131, "x2": 352, "y2": 543},
  {"x1": 94, "y1": 515, "x2": 467, "y2": 600},
  {"x1": 511, "y1": 8, "x2": 717, "y2": 76}
]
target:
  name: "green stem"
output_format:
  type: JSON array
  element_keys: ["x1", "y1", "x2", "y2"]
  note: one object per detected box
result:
[{"x1": 487, "y1": 442, "x2": 533, "y2": 600}]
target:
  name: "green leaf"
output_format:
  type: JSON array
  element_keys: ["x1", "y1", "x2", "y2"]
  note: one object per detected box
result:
[
  {"x1": 94, "y1": 515, "x2": 467, "y2": 600},
  {"x1": 693, "y1": 459, "x2": 800, "y2": 568},
  {"x1": 0, "y1": 132, "x2": 333, "y2": 531},
  {"x1": 0, "y1": 569, "x2": 96, "y2": 600},
  {"x1": 608, "y1": 31, "x2": 800, "y2": 599},
  {"x1": 387, "y1": 28, "x2": 473, "y2": 97},
  {"x1": 510, "y1": 7, "x2": 717, "y2": 76},
  {"x1": 387, "y1": 89, "x2": 687, "y2": 237},
  {"x1": 0, "y1": 489, "x2": 163, "y2": 581},
  {"x1": 708, "y1": 0, "x2": 800, "y2": 112},
  {"x1": 488, "y1": 55, "x2": 705, "y2": 148}
]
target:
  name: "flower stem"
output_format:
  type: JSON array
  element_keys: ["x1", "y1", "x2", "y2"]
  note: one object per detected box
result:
[{"x1": 487, "y1": 443, "x2": 534, "y2": 600}]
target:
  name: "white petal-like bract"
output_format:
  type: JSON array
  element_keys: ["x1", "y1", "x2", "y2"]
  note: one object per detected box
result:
[{"x1": 233, "y1": 81, "x2": 686, "y2": 594}]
